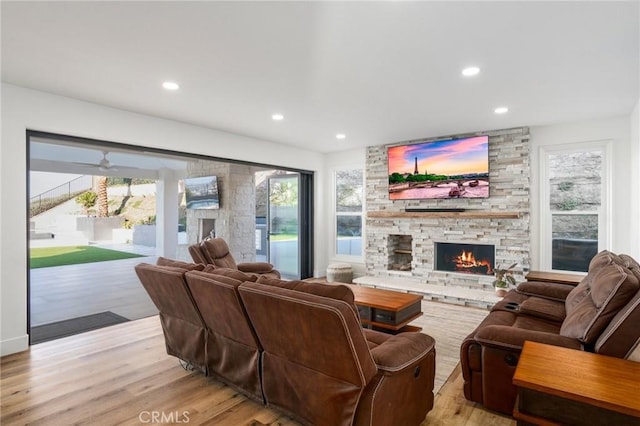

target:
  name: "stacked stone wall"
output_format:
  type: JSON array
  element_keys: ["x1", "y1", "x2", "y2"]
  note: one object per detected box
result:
[
  {"x1": 186, "y1": 160, "x2": 256, "y2": 262},
  {"x1": 365, "y1": 127, "x2": 531, "y2": 288}
]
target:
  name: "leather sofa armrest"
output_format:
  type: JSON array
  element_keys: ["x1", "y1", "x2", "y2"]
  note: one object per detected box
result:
[
  {"x1": 369, "y1": 333, "x2": 435, "y2": 372},
  {"x1": 516, "y1": 281, "x2": 576, "y2": 302},
  {"x1": 237, "y1": 262, "x2": 275, "y2": 273},
  {"x1": 474, "y1": 325, "x2": 583, "y2": 351}
]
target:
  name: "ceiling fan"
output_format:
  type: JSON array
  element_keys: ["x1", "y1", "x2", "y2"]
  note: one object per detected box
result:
[{"x1": 73, "y1": 150, "x2": 139, "y2": 172}]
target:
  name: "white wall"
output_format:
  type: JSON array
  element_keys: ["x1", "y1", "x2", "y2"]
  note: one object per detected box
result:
[
  {"x1": 630, "y1": 99, "x2": 640, "y2": 257},
  {"x1": 0, "y1": 83, "x2": 325, "y2": 355},
  {"x1": 529, "y1": 116, "x2": 634, "y2": 269}
]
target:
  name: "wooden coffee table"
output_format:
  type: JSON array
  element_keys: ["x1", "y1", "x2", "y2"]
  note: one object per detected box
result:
[{"x1": 346, "y1": 284, "x2": 423, "y2": 333}]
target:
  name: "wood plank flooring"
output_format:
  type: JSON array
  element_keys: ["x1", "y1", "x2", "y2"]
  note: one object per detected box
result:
[
  {"x1": 1, "y1": 315, "x2": 515, "y2": 425},
  {"x1": 411, "y1": 300, "x2": 490, "y2": 393}
]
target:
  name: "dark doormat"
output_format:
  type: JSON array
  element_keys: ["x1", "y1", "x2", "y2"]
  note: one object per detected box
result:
[{"x1": 31, "y1": 311, "x2": 130, "y2": 344}]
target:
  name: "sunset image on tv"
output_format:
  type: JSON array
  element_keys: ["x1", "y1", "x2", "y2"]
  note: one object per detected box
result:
[{"x1": 388, "y1": 136, "x2": 489, "y2": 199}]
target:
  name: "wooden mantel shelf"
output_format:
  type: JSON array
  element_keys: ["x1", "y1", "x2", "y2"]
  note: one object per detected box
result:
[{"x1": 367, "y1": 211, "x2": 520, "y2": 219}]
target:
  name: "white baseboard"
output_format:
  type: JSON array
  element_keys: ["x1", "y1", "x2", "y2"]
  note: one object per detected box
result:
[{"x1": 1, "y1": 334, "x2": 29, "y2": 356}]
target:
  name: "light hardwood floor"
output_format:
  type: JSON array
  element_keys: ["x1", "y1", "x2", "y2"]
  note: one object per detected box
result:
[{"x1": 1, "y1": 316, "x2": 515, "y2": 425}]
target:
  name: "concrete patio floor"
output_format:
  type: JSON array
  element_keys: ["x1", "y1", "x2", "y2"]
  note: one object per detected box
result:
[{"x1": 29, "y1": 243, "x2": 158, "y2": 328}]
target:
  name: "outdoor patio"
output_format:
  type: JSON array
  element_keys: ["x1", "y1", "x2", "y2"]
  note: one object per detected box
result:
[{"x1": 29, "y1": 243, "x2": 158, "y2": 330}]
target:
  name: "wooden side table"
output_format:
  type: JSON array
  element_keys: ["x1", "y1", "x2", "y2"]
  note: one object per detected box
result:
[{"x1": 513, "y1": 341, "x2": 640, "y2": 425}]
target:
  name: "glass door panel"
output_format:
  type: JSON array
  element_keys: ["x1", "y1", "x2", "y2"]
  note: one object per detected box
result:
[{"x1": 268, "y1": 173, "x2": 300, "y2": 278}]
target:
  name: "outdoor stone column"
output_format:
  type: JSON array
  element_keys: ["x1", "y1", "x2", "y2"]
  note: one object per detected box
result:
[{"x1": 156, "y1": 168, "x2": 179, "y2": 258}]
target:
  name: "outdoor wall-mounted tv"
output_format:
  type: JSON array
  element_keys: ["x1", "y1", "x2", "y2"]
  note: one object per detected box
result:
[
  {"x1": 184, "y1": 176, "x2": 220, "y2": 209},
  {"x1": 388, "y1": 135, "x2": 489, "y2": 200}
]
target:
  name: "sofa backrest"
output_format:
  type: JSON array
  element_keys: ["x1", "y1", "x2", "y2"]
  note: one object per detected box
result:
[
  {"x1": 560, "y1": 251, "x2": 640, "y2": 347},
  {"x1": 135, "y1": 263, "x2": 204, "y2": 327},
  {"x1": 156, "y1": 256, "x2": 205, "y2": 271},
  {"x1": 255, "y1": 275, "x2": 359, "y2": 314},
  {"x1": 134, "y1": 263, "x2": 207, "y2": 371},
  {"x1": 594, "y1": 254, "x2": 640, "y2": 360},
  {"x1": 184, "y1": 270, "x2": 260, "y2": 349},
  {"x1": 187, "y1": 243, "x2": 209, "y2": 264},
  {"x1": 184, "y1": 270, "x2": 263, "y2": 399},
  {"x1": 238, "y1": 280, "x2": 377, "y2": 425},
  {"x1": 199, "y1": 238, "x2": 238, "y2": 269}
]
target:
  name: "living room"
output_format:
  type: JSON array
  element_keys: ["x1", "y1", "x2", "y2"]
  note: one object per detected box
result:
[{"x1": 1, "y1": 1, "x2": 640, "y2": 424}]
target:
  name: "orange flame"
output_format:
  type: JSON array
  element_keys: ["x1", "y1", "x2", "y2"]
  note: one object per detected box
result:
[{"x1": 455, "y1": 250, "x2": 493, "y2": 274}]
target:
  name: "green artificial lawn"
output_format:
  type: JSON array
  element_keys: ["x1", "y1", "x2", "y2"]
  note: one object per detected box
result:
[{"x1": 30, "y1": 245, "x2": 145, "y2": 269}]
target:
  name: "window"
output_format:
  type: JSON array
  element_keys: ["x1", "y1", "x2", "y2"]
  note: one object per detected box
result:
[
  {"x1": 335, "y1": 169, "x2": 363, "y2": 257},
  {"x1": 540, "y1": 142, "x2": 611, "y2": 272}
]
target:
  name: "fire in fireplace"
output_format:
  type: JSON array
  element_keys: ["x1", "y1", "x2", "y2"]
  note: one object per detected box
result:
[{"x1": 435, "y1": 242, "x2": 495, "y2": 275}]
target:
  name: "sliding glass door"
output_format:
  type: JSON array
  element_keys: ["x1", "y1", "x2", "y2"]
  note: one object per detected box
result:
[{"x1": 267, "y1": 173, "x2": 300, "y2": 279}]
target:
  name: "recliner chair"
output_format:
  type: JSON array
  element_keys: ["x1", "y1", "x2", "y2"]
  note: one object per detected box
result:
[
  {"x1": 183, "y1": 269, "x2": 264, "y2": 401},
  {"x1": 188, "y1": 237, "x2": 280, "y2": 278},
  {"x1": 134, "y1": 263, "x2": 208, "y2": 373},
  {"x1": 238, "y1": 280, "x2": 436, "y2": 426},
  {"x1": 460, "y1": 250, "x2": 640, "y2": 414}
]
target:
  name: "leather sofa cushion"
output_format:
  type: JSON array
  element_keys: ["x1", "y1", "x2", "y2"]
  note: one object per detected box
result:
[
  {"x1": 561, "y1": 263, "x2": 639, "y2": 343},
  {"x1": 156, "y1": 256, "x2": 205, "y2": 271},
  {"x1": 519, "y1": 297, "x2": 566, "y2": 323},
  {"x1": 588, "y1": 250, "x2": 631, "y2": 271},
  {"x1": 201, "y1": 238, "x2": 237, "y2": 269},
  {"x1": 516, "y1": 281, "x2": 576, "y2": 302},
  {"x1": 202, "y1": 266, "x2": 258, "y2": 282},
  {"x1": 256, "y1": 276, "x2": 356, "y2": 305}
]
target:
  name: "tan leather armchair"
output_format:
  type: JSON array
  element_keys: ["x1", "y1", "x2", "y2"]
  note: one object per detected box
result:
[{"x1": 188, "y1": 237, "x2": 281, "y2": 278}]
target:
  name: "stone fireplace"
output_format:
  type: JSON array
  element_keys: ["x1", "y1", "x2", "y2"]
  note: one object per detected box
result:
[{"x1": 363, "y1": 127, "x2": 531, "y2": 292}]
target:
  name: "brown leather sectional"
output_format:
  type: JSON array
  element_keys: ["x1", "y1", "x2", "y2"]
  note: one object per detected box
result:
[
  {"x1": 135, "y1": 260, "x2": 436, "y2": 426},
  {"x1": 460, "y1": 250, "x2": 640, "y2": 414}
]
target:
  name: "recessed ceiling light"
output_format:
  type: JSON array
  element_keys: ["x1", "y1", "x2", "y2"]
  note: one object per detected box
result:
[
  {"x1": 462, "y1": 66, "x2": 480, "y2": 77},
  {"x1": 336, "y1": 134, "x2": 346, "y2": 139},
  {"x1": 494, "y1": 107, "x2": 509, "y2": 114},
  {"x1": 272, "y1": 114, "x2": 284, "y2": 121},
  {"x1": 162, "y1": 81, "x2": 179, "y2": 91}
]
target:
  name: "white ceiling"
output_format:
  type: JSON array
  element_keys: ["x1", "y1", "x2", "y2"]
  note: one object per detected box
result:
[{"x1": 2, "y1": 1, "x2": 639, "y2": 154}]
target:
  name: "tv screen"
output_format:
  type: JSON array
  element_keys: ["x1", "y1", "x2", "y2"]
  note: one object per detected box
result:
[
  {"x1": 184, "y1": 176, "x2": 220, "y2": 209},
  {"x1": 388, "y1": 135, "x2": 489, "y2": 200}
]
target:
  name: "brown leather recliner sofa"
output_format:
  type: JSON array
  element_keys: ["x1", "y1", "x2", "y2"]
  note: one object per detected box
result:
[
  {"x1": 239, "y1": 278, "x2": 436, "y2": 426},
  {"x1": 460, "y1": 250, "x2": 640, "y2": 415},
  {"x1": 136, "y1": 259, "x2": 436, "y2": 426},
  {"x1": 188, "y1": 237, "x2": 281, "y2": 278},
  {"x1": 135, "y1": 258, "x2": 264, "y2": 401}
]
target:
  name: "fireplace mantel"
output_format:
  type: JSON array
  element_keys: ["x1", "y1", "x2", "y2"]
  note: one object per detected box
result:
[{"x1": 367, "y1": 211, "x2": 520, "y2": 219}]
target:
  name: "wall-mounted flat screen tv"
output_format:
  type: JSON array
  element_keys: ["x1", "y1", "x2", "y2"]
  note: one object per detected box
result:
[
  {"x1": 388, "y1": 135, "x2": 489, "y2": 200},
  {"x1": 184, "y1": 176, "x2": 220, "y2": 209}
]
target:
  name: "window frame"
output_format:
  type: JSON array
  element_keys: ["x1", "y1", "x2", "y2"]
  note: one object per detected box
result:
[
  {"x1": 333, "y1": 167, "x2": 365, "y2": 260},
  {"x1": 539, "y1": 140, "x2": 612, "y2": 272}
]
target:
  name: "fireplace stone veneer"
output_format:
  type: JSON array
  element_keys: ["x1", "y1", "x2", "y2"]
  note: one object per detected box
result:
[{"x1": 364, "y1": 127, "x2": 531, "y2": 291}]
